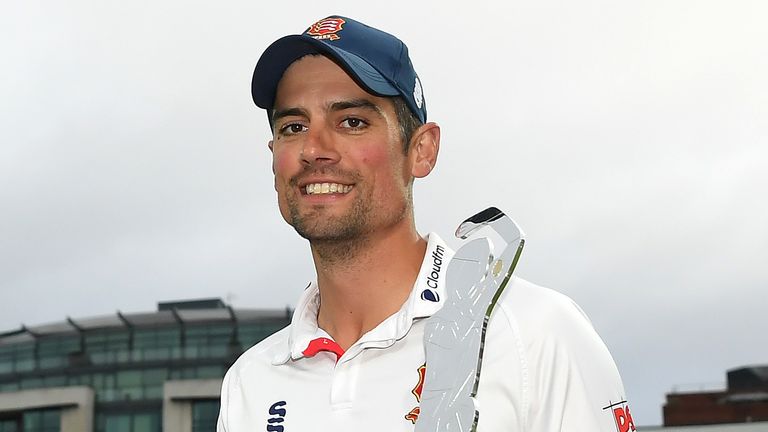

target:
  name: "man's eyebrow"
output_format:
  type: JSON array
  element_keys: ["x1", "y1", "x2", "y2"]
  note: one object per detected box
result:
[
  {"x1": 329, "y1": 99, "x2": 384, "y2": 116},
  {"x1": 271, "y1": 107, "x2": 308, "y2": 125}
]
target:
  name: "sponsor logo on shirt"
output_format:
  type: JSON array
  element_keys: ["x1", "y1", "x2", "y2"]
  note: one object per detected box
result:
[
  {"x1": 603, "y1": 400, "x2": 635, "y2": 432},
  {"x1": 420, "y1": 245, "x2": 446, "y2": 302},
  {"x1": 267, "y1": 400, "x2": 287, "y2": 432},
  {"x1": 404, "y1": 363, "x2": 427, "y2": 424}
]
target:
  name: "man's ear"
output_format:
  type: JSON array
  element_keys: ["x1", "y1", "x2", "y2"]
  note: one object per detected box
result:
[
  {"x1": 268, "y1": 140, "x2": 278, "y2": 191},
  {"x1": 409, "y1": 123, "x2": 441, "y2": 178}
]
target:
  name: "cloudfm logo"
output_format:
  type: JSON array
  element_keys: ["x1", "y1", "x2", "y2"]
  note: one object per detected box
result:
[{"x1": 420, "y1": 245, "x2": 445, "y2": 302}]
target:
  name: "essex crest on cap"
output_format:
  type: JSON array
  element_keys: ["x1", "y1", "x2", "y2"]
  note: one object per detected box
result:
[{"x1": 306, "y1": 17, "x2": 346, "y2": 41}]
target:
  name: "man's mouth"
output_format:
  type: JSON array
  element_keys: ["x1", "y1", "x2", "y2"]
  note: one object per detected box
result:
[{"x1": 304, "y1": 183, "x2": 353, "y2": 195}]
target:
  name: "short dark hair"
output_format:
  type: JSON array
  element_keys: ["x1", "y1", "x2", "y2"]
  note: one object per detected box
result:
[{"x1": 391, "y1": 96, "x2": 423, "y2": 153}]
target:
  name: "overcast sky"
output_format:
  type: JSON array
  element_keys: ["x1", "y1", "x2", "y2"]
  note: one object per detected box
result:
[{"x1": 2, "y1": 0, "x2": 767, "y2": 426}]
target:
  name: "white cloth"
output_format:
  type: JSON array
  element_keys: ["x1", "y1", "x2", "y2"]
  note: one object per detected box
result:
[{"x1": 218, "y1": 233, "x2": 633, "y2": 432}]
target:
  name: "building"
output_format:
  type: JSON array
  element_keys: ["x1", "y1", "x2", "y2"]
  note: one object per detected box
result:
[
  {"x1": 0, "y1": 299, "x2": 291, "y2": 432},
  {"x1": 640, "y1": 423, "x2": 768, "y2": 432},
  {"x1": 663, "y1": 365, "x2": 768, "y2": 427}
]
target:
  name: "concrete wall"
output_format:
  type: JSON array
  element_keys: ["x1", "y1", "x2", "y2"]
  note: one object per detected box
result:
[
  {"x1": 163, "y1": 378, "x2": 223, "y2": 432},
  {"x1": 0, "y1": 386, "x2": 94, "y2": 432}
]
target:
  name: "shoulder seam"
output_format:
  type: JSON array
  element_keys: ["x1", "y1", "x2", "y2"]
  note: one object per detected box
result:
[{"x1": 494, "y1": 299, "x2": 530, "y2": 428}]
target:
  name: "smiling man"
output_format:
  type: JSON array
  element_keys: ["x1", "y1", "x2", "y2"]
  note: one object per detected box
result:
[{"x1": 217, "y1": 16, "x2": 632, "y2": 432}]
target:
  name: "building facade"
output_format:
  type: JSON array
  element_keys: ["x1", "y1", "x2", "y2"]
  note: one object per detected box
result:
[
  {"x1": 664, "y1": 366, "x2": 768, "y2": 427},
  {"x1": 0, "y1": 299, "x2": 291, "y2": 432}
]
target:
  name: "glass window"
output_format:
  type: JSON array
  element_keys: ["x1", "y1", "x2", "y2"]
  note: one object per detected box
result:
[
  {"x1": 37, "y1": 336, "x2": 79, "y2": 371},
  {"x1": 20, "y1": 378, "x2": 43, "y2": 390},
  {"x1": 13, "y1": 343, "x2": 35, "y2": 373},
  {"x1": 183, "y1": 324, "x2": 233, "y2": 359},
  {"x1": 142, "y1": 348, "x2": 172, "y2": 361},
  {"x1": 0, "y1": 342, "x2": 36, "y2": 373},
  {"x1": 132, "y1": 327, "x2": 179, "y2": 361},
  {"x1": 85, "y1": 330, "x2": 129, "y2": 353},
  {"x1": 22, "y1": 412, "x2": 39, "y2": 431},
  {"x1": 142, "y1": 369, "x2": 166, "y2": 401},
  {"x1": 238, "y1": 322, "x2": 286, "y2": 350},
  {"x1": 88, "y1": 372, "x2": 120, "y2": 402},
  {"x1": 98, "y1": 412, "x2": 160, "y2": 432},
  {"x1": 92, "y1": 373, "x2": 105, "y2": 389},
  {"x1": 0, "y1": 382, "x2": 19, "y2": 392},
  {"x1": 131, "y1": 412, "x2": 160, "y2": 432},
  {"x1": 195, "y1": 366, "x2": 223, "y2": 379},
  {"x1": 37, "y1": 336, "x2": 79, "y2": 357},
  {"x1": 37, "y1": 358, "x2": 63, "y2": 369},
  {"x1": 44, "y1": 375, "x2": 66, "y2": 387},
  {"x1": 170, "y1": 367, "x2": 199, "y2": 380},
  {"x1": 104, "y1": 415, "x2": 130, "y2": 432},
  {"x1": 192, "y1": 400, "x2": 220, "y2": 432},
  {"x1": 22, "y1": 409, "x2": 59, "y2": 432},
  {"x1": 98, "y1": 388, "x2": 118, "y2": 403},
  {"x1": 116, "y1": 370, "x2": 142, "y2": 400},
  {"x1": 142, "y1": 368, "x2": 167, "y2": 385},
  {"x1": 187, "y1": 324, "x2": 232, "y2": 343},
  {"x1": 14, "y1": 358, "x2": 34, "y2": 373},
  {"x1": 0, "y1": 358, "x2": 12, "y2": 374},
  {"x1": 116, "y1": 370, "x2": 141, "y2": 388},
  {"x1": 0, "y1": 417, "x2": 20, "y2": 432},
  {"x1": 134, "y1": 328, "x2": 180, "y2": 349}
]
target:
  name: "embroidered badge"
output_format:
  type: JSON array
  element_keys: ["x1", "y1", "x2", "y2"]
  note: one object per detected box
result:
[
  {"x1": 405, "y1": 363, "x2": 426, "y2": 424},
  {"x1": 413, "y1": 77, "x2": 423, "y2": 109},
  {"x1": 306, "y1": 17, "x2": 346, "y2": 41}
]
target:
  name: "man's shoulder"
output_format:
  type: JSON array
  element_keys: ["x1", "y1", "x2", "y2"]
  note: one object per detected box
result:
[{"x1": 494, "y1": 276, "x2": 593, "y2": 331}]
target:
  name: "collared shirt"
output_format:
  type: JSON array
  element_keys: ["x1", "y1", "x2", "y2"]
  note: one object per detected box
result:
[{"x1": 218, "y1": 233, "x2": 633, "y2": 432}]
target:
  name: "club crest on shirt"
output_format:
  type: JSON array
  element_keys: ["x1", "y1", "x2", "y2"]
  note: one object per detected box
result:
[
  {"x1": 405, "y1": 363, "x2": 426, "y2": 424},
  {"x1": 306, "y1": 17, "x2": 346, "y2": 41},
  {"x1": 603, "y1": 400, "x2": 635, "y2": 432}
]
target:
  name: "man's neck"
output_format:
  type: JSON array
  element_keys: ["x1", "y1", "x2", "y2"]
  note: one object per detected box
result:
[{"x1": 310, "y1": 223, "x2": 427, "y2": 350}]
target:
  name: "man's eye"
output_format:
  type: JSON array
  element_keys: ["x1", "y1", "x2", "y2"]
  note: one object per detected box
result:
[
  {"x1": 340, "y1": 117, "x2": 367, "y2": 129},
  {"x1": 280, "y1": 123, "x2": 307, "y2": 135}
]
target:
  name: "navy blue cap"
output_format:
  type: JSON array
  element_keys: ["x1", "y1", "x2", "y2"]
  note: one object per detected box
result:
[{"x1": 252, "y1": 16, "x2": 426, "y2": 123}]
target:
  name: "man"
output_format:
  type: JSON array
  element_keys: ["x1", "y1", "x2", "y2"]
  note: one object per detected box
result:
[{"x1": 218, "y1": 15, "x2": 633, "y2": 432}]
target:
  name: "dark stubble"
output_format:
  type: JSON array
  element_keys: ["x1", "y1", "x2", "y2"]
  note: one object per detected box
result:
[{"x1": 285, "y1": 168, "x2": 410, "y2": 264}]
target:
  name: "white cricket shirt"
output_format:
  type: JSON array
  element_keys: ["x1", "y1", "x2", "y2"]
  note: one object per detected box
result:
[{"x1": 218, "y1": 233, "x2": 634, "y2": 432}]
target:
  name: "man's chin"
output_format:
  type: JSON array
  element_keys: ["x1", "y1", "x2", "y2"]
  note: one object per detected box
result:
[
  {"x1": 288, "y1": 205, "x2": 366, "y2": 240},
  {"x1": 292, "y1": 224, "x2": 361, "y2": 242}
]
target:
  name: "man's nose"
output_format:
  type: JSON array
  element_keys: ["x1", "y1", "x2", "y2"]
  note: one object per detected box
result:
[{"x1": 301, "y1": 126, "x2": 340, "y2": 166}]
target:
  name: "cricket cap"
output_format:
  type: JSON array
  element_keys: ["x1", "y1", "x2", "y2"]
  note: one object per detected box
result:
[{"x1": 252, "y1": 15, "x2": 427, "y2": 124}]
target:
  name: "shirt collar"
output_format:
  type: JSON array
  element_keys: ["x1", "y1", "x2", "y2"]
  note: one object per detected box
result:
[{"x1": 272, "y1": 232, "x2": 454, "y2": 365}]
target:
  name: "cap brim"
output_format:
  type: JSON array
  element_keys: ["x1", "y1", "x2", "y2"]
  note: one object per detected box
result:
[{"x1": 252, "y1": 34, "x2": 400, "y2": 110}]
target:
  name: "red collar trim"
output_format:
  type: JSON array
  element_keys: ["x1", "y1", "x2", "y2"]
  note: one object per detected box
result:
[{"x1": 302, "y1": 337, "x2": 345, "y2": 361}]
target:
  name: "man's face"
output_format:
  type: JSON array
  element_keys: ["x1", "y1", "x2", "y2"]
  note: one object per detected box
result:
[{"x1": 269, "y1": 55, "x2": 413, "y2": 242}]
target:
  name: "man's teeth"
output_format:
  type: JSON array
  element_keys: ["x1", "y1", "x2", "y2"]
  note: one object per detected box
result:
[{"x1": 305, "y1": 183, "x2": 353, "y2": 195}]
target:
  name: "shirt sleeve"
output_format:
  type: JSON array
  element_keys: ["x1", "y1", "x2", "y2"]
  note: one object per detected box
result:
[
  {"x1": 484, "y1": 278, "x2": 634, "y2": 432},
  {"x1": 217, "y1": 369, "x2": 232, "y2": 432},
  {"x1": 521, "y1": 292, "x2": 632, "y2": 431}
]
